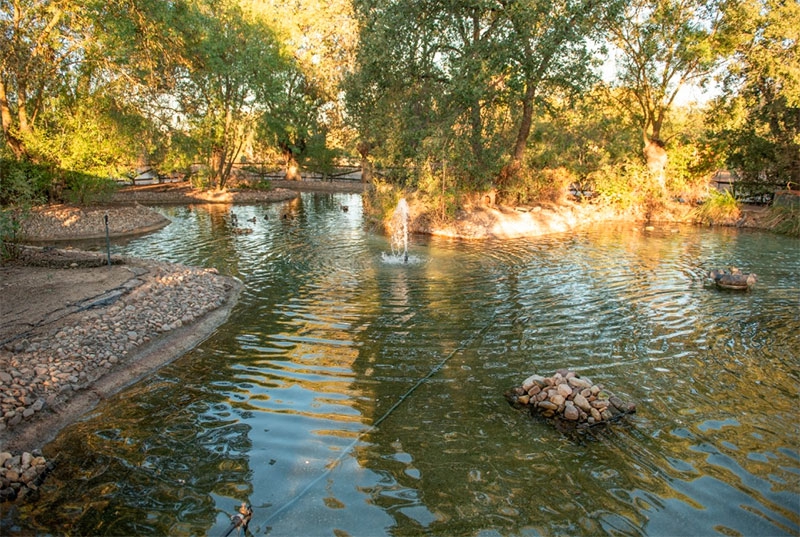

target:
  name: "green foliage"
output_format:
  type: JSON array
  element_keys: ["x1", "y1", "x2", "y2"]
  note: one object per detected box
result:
[
  {"x1": 346, "y1": 0, "x2": 615, "y2": 192},
  {"x1": 589, "y1": 160, "x2": 653, "y2": 211},
  {"x1": 415, "y1": 159, "x2": 461, "y2": 225},
  {"x1": 189, "y1": 167, "x2": 212, "y2": 190},
  {"x1": 606, "y1": 0, "x2": 736, "y2": 141},
  {"x1": 25, "y1": 94, "x2": 144, "y2": 181},
  {"x1": 62, "y1": 172, "x2": 118, "y2": 205},
  {"x1": 708, "y1": 0, "x2": 799, "y2": 189},
  {"x1": 0, "y1": 158, "x2": 50, "y2": 259},
  {"x1": 0, "y1": 159, "x2": 51, "y2": 206},
  {"x1": 362, "y1": 179, "x2": 407, "y2": 228},
  {"x1": 692, "y1": 189, "x2": 741, "y2": 225},
  {"x1": 246, "y1": 179, "x2": 273, "y2": 192}
]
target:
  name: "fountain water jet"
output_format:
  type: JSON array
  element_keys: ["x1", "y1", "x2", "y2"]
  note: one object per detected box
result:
[{"x1": 386, "y1": 198, "x2": 410, "y2": 264}]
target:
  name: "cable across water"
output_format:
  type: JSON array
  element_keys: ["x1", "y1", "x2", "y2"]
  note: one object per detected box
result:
[{"x1": 259, "y1": 311, "x2": 499, "y2": 527}]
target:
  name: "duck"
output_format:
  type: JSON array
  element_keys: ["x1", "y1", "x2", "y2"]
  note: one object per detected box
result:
[
  {"x1": 247, "y1": 216, "x2": 257, "y2": 223},
  {"x1": 709, "y1": 267, "x2": 757, "y2": 290},
  {"x1": 231, "y1": 227, "x2": 253, "y2": 235},
  {"x1": 341, "y1": 205, "x2": 349, "y2": 212}
]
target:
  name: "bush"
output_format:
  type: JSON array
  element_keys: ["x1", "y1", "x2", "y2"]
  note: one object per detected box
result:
[
  {"x1": 764, "y1": 204, "x2": 800, "y2": 237},
  {"x1": 589, "y1": 161, "x2": 651, "y2": 211},
  {"x1": 415, "y1": 159, "x2": 460, "y2": 224},
  {"x1": 0, "y1": 159, "x2": 50, "y2": 260},
  {"x1": 62, "y1": 172, "x2": 118, "y2": 205},
  {"x1": 692, "y1": 189, "x2": 741, "y2": 225},
  {"x1": 0, "y1": 159, "x2": 51, "y2": 205}
]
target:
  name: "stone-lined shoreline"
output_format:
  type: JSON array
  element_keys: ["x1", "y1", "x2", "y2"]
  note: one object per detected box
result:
[
  {"x1": 0, "y1": 181, "x2": 368, "y2": 502},
  {"x1": 0, "y1": 248, "x2": 242, "y2": 501},
  {"x1": 0, "y1": 189, "x2": 260, "y2": 501}
]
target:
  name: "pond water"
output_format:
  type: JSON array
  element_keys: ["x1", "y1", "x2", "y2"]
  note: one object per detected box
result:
[{"x1": 4, "y1": 192, "x2": 799, "y2": 536}]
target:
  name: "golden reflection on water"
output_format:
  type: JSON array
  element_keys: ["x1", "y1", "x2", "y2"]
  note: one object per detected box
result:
[{"x1": 6, "y1": 201, "x2": 798, "y2": 537}]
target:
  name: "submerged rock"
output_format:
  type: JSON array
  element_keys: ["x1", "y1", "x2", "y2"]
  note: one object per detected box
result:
[{"x1": 0, "y1": 450, "x2": 55, "y2": 503}]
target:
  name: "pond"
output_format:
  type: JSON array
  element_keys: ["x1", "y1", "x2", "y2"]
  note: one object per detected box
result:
[{"x1": 4, "y1": 192, "x2": 799, "y2": 536}]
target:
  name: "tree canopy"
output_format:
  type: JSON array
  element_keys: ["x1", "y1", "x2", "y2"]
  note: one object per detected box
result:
[{"x1": 1, "y1": 0, "x2": 797, "y2": 206}]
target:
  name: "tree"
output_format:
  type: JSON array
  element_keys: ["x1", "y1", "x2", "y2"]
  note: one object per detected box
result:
[
  {"x1": 96, "y1": 0, "x2": 300, "y2": 189},
  {"x1": 346, "y1": 0, "x2": 617, "y2": 199},
  {"x1": 495, "y1": 0, "x2": 616, "y2": 190},
  {"x1": 250, "y1": 0, "x2": 359, "y2": 157},
  {"x1": 179, "y1": 1, "x2": 290, "y2": 188},
  {"x1": 0, "y1": 0, "x2": 85, "y2": 159},
  {"x1": 709, "y1": 0, "x2": 799, "y2": 189},
  {"x1": 605, "y1": 0, "x2": 737, "y2": 183}
]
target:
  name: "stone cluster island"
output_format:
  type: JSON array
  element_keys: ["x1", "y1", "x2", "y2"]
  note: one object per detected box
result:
[{"x1": 505, "y1": 369, "x2": 636, "y2": 431}]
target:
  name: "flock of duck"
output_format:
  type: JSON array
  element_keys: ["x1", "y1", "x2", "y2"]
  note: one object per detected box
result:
[{"x1": 225, "y1": 204, "x2": 349, "y2": 235}]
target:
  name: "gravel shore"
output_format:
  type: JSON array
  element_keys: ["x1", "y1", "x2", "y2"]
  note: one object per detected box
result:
[
  {"x1": 0, "y1": 252, "x2": 241, "y2": 453},
  {"x1": 1, "y1": 196, "x2": 253, "y2": 481},
  {"x1": 1, "y1": 183, "x2": 359, "y2": 499},
  {"x1": 16, "y1": 203, "x2": 171, "y2": 242}
]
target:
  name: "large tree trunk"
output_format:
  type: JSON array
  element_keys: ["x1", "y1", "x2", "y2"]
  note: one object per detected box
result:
[
  {"x1": 283, "y1": 151, "x2": 301, "y2": 181},
  {"x1": 357, "y1": 141, "x2": 373, "y2": 183},
  {"x1": 495, "y1": 78, "x2": 536, "y2": 189},
  {"x1": 0, "y1": 79, "x2": 26, "y2": 158},
  {"x1": 210, "y1": 145, "x2": 225, "y2": 189},
  {"x1": 643, "y1": 129, "x2": 668, "y2": 189}
]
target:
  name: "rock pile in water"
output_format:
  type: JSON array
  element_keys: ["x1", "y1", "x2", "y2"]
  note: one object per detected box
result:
[
  {"x1": 505, "y1": 369, "x2": 636, "y2": 429},
  {"x1": 0, "y1": 451, "x2": 55, "y2": 502}
]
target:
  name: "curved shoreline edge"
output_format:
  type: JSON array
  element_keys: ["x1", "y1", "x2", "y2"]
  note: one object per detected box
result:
[{"x1": 0, "y1": 275, "x2": 242, "y2": 454}]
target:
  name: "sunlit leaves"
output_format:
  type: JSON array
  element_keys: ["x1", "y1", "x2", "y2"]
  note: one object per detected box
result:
[
  {"x1": 710, "y1": 0, "x2": 800, "y2": 186},
  {"x1": 606, "y1": 0, "x2": 734, "y2": 140}
]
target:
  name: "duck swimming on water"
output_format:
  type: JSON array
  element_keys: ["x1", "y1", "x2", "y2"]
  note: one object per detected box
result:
[{"x1": 709, "y1": 267, "x2": 757, "y2": 290}]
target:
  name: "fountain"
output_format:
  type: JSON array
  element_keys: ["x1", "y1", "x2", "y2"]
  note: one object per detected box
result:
[{"x1": 384, "y1": 198, "x2": 412, "y2": 264}]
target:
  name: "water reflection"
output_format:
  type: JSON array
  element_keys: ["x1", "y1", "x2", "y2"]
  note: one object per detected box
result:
[{"x1": 4, "y1": 194, "x2": 799, "y2": 536}]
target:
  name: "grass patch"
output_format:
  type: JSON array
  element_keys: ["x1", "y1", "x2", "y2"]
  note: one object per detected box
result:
[
  {"x1": 693, "y1": 189, "x2": 741, "y2": 225},
  {"x1": 763, "y1": 204, "x2": 800, "y2": 237}
]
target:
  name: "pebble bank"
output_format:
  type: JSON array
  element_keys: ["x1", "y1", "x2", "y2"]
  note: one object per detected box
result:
[{"x1": 0, "y1": 256, "x2": 238, "y2": 502}]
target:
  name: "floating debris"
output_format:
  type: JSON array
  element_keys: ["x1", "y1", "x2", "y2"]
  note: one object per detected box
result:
[
  {"x1": 223, "y1": 502, "x2": 253, "y2": 537},
  {"x1": 709, "y1": 267, "x2": 757, "y2": 290},
  {"x1": 505, "y1": 369, "x2": 636, "y2": 431}
]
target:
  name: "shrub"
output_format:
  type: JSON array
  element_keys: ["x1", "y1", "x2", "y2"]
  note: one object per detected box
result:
[
  {"x1": 692, "y1": 189, "x2": 741, "y2": 225},
  {"x1": 0, "y1": 158, "x2": 51, "y2": 205},
  {"x1": 589, "y1": 161, "x2": 650, "y2": 211},
  {"x1": 0, "y1": 159, "x2": 49, "y2": 260},
  {"x1": 763, "y1": 204, "x2": 800, "y2": 237},
  {"x1": 62, "y1": 172, "x2": 118, "y2": 205}
]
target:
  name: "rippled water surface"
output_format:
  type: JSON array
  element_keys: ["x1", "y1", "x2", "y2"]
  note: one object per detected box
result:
[{"x1": 5, "y1": 193, "x2": 799, "y2": 536}]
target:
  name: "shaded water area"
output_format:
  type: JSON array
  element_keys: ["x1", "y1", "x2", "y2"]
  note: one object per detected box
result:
[{"x1": 4, "y1": 192, "x2": 799, "y2": 536}]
